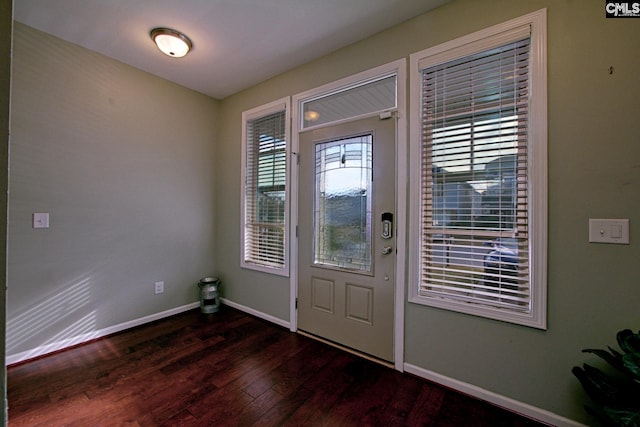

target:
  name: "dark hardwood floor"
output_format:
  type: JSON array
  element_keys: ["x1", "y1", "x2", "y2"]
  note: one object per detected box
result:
[{"x1": 8, "y1": 306, "x2": 548, "y2": 426}]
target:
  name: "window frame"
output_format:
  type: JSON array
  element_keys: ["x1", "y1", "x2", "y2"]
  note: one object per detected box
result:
[
  {"x1": 241, "y1": 97, "x2": 291, "y2": 276},
  {"x1": 408, "y1": 9, "x2": 547, "y2": 329}
]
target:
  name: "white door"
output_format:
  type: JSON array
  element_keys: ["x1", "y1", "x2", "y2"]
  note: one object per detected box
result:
[{"x1": 297, "y1": 114, "x2": 396, "y2": 362}]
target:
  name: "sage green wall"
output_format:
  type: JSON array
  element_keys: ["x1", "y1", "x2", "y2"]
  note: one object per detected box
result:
[
  {"x1": 7, "y1": 23, "x2": 219, "y2": 357},
  {"x1": 1, "y1": 0, "x2": 11, "y2": 423},
  {"x1": 5, "y1": 0, "x2": 638, "y2": 423},
  {"x1": 216, "y1": 0, "x2": 640, "y2": 423}
]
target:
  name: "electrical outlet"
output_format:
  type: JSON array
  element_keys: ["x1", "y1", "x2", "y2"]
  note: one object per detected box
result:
[{"x1": 155, "y1": 281, "x2": 164, "y2": 294}]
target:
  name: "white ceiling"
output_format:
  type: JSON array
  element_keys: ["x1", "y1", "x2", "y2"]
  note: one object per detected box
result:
[{"x1": 13, "y1": 0, "x2": 447, "y2": 99}]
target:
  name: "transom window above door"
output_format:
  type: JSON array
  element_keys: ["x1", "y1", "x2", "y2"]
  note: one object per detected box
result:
[{"x1": 300, "y1": 75, "x2": 396, "y2": 129}]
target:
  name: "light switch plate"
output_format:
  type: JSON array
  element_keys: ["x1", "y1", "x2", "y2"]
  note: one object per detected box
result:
[
  {"x1": 589, "y1": 218, "x2": 629, "y2": 244},
  {"x1": 33, "y1": 212, "x2": 49, "y2": 229},
  {"x1": 155, "y1": 281, "x2": 164, "y2": 294}
]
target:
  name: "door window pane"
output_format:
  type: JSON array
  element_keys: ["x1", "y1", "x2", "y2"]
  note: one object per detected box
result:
[{"x1": 314, "y1": 135, "x2": 372, "y2": 272}]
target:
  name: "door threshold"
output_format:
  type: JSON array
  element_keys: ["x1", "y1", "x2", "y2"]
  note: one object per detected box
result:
[{"x1": 297, "y1": 330, "x2": 394, "y2": 369}]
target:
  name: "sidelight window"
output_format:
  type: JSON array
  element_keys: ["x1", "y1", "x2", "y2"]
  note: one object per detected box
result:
[
  {"x1": 409, "y1": 10, "x2": 547, "y2": 328},
  {"x1": 241, "y1": 98, "x2": 290, "y2": 275}
]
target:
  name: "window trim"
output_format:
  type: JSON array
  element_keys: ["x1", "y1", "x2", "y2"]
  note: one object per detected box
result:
[
  {"x1": 408, "y1": 9, "x2": 547, "y2": 329},
  {"x1": 241, "y1": 97, "x2": 291, "y2": 276}
]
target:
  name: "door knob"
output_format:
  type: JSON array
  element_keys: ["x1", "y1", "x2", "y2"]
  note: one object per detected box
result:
[{"x1": 381, "y1": 245, "x2": 393, "y2": 255}]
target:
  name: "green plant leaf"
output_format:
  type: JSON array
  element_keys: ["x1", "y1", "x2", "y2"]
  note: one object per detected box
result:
[
  {"x1": 623, "y1": 352, "x2": 640, "y2": 381},
  {"x1": 576, "y1": 330, "x2": 640, "y2": 426},
  {"x1": 573, "y1": 364, "x2": 621, "y2": 404},
  {"x1": 583, "y1": 348, "x2": 625, "y2": 372},
  {"x1": 623, "y1": 331, "x2": 640, "y2": 354},
  {"x1": 618, "y1": 329, "x2": 640, "y2": 354},
  {"x1": 610, "y1": 346, "x2": 624, "y2": 359},
  {"x1": 602, "y1": 405, "x2": 640, "y2": 427}
]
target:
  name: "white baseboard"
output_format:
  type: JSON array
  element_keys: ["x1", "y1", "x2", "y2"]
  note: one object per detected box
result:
[
  {"x1": 220, "y1": 298, "x2": 290, "y2": 329},
  {"x1": 6, "y1": 302, "x2": 200, "y2": 366},
  {"x1": 404, "y1": 363, "x2": 585, "y2": 427},
  {"x1": 6, "y1": 299, "x2": 288, "y2": 366}
]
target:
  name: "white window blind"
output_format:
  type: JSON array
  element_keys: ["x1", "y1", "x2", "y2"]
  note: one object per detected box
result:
[
  {"x1": 420, "y1": 36, "x2": 532, "y2": 312},
  {"x1": 409, "y1": 10, "x2": 547, "y2": 328},
  {"x1": 243, "y1": 104, "x2": 288, "y2": 272}
]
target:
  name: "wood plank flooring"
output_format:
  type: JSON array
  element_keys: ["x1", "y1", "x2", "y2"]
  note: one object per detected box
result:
[{"x1": 8, "y1": 306, "x2": 548, "y2": 426}]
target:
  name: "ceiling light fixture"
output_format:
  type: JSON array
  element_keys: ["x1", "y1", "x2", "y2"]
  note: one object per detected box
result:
[
  {"x1": 304, "y1": 110, "x2": 320, "y2": 122},
  {"x1": 150, "y1": 27, "x2": 193, "y2": 58}
]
